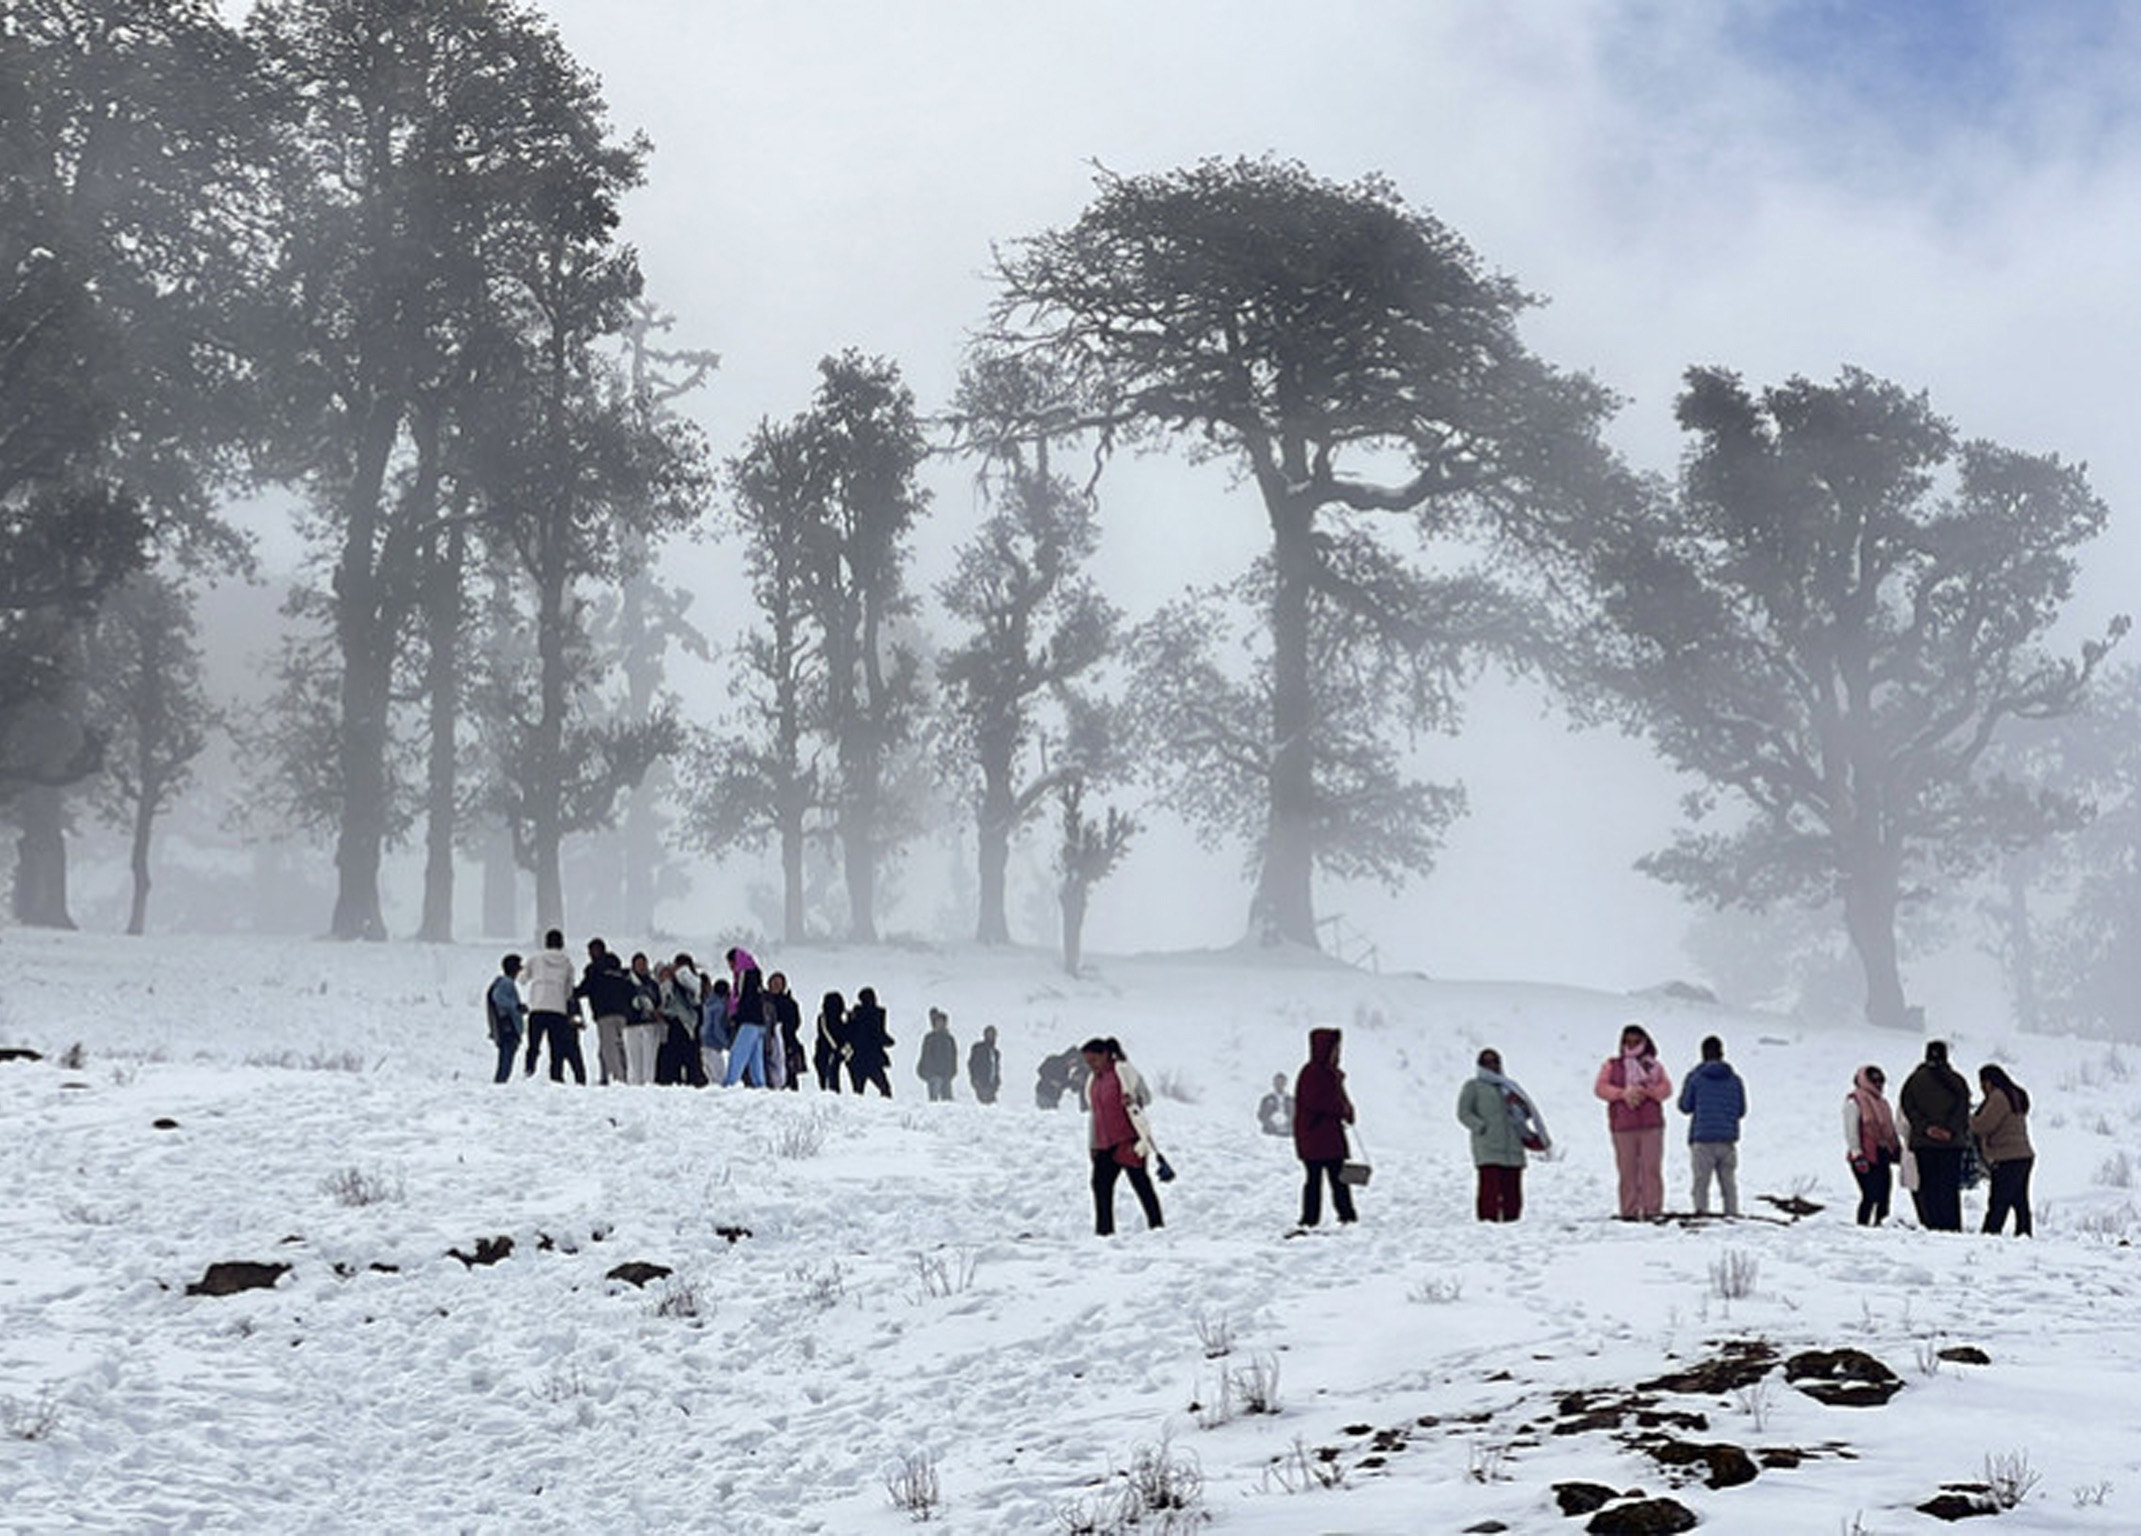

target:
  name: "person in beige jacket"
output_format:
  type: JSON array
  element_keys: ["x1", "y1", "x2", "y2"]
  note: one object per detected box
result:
[{"x1": 1970, "y1": 1064, "x2": 2034, "y2": 1237}]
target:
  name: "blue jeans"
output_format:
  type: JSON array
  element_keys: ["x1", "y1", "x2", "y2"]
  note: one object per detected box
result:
[
  {"x1": 493, "y1": 1030, "x2": 520, "y2": 1084},
  {"x1": 723, "y1": 1024, "x2": 768, "y2": 1086}
]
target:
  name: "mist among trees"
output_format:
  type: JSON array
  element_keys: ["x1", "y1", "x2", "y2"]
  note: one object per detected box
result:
[{"x1": 5, "y1": 1, "x2": 2135, "y2": 1029}]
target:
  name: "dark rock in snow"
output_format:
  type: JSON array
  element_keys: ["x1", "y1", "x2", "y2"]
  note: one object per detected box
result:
[
  {"x1": 1648, "y1": 1439, "x2": 1757, "y2": 1488},
  {"x1": 1586, "y1": 1496, "x2": 1699, "y2": 1534},
  {"x1": 0, "y1": 1047, "x2": 42, "y2": 1063},
  {"x1": 714, "y1": 1225, "x2": 753, "y2": 1244},
  {"x1": 1554, "y1": 1481, "x2": 1621, "y2": 1515},
  {"x1": 1936, "y1": 1345, "x2": 1990, "y2": 1366},
  {"x1": 152, "y1": 1117, "x2": 179, "y2": 1130},
  {"x1": 186, "y1": 1260, "x2": 291, "y2": 1297},
  {"x1": 606, "y1": 1261, "x2": 672, "y2": 1288},
  {"x1": 448, "y1": 1235, "x2": 513, "y2": 1269},
  {"x1": 1784, "y1": 1348, "x2": 1901, "y2": 1406},
  {"x1": 1639, "y1": 1339, "x2": 1778, "y2": 1396},
  {"x1": 1917, "y1": 1490, "x2": 1997, "y2": 1520}
]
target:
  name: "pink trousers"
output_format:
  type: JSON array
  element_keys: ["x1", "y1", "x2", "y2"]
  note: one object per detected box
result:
[{"x1": 1612, "y1": 1127, "x2": 1665, "y2": 1218}]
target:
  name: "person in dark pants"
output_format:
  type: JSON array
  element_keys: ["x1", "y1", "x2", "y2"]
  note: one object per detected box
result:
[
  {"x1": 768, "y1": 972, "x2": 805, "y2": 1091},
  {"x1": 1899, "y1": 1039, "x2": 1973, "y2": 1231},
  {"x1": 1084, "y1": 1037, "x2": 1163, "y2": 1236},
  {"x1": 917, "y1": 1007, "x2": 957, "y2": 1101},
  {"x1": 813, "y1": 992, "x2": 847, "y2": 1092},
  {"x1": 485, "y1": 954, "x2": 525, "y2": 1085},
  {"x1": 1972, "y1": 1064, "x2": 2035, "y2": 1237},
  {"x1": 522, "y1": 928, "x2": 585, "y2": 1085},
  {"x1": 1292, "y1": 1027, "x2": 1357, "y2": 1227},
  {"x1": 1456, "y1": 1048, "x2": 1549, "y2": 1222},
  {"x1": 967, "y1": 1025, "x2": 1002, "y2": 1104},
  {"x1": 844, "y1": 987, "x2": 894, "y2": 1097},
  {"x1": 1842, "y1": 1065, "x2": 1903, "y2": 1225}
]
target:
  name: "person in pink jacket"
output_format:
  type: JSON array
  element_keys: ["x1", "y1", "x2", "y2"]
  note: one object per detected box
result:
[{"x1": 1595, "y1": 1023, "x2": 1671, "y2": 1219}]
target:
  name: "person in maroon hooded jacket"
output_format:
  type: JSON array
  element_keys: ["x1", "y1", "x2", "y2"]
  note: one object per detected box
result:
[{"x1": 1293, "y1": 1027, "x2": 1358, "y2": 1227}]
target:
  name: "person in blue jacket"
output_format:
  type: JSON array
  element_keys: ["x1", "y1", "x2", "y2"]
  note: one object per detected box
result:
[
  {"x1": 1677, "y1": 1035, "x2": 1747, "y2": 1216},
  {"x1": 485, "y1": 955, "x2": 526, "y2": 1085}
]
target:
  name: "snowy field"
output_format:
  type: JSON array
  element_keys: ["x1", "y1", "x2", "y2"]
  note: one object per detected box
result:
[{"x1": 3, "y1": 928, "x2": 2140, "y2": 1534}]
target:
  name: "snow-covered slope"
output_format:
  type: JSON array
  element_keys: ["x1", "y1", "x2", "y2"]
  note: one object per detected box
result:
[{"x1": 3, "y1": 929, "x2": 2138, "y2": 1532}]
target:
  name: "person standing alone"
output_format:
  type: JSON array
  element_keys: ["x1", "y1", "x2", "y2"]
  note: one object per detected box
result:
[
  {"x1": 1676, "y1": 1035, "x2": 1747, "y2": 1217},
  {"x1": 1292, "y1": 1028, "x2": 1357, "y2": 1228}
]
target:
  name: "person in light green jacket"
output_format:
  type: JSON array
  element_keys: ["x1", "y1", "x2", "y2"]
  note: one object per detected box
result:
[{"x1": 1456, "y1": 1048, "x2": 1550, "y2": 1223}]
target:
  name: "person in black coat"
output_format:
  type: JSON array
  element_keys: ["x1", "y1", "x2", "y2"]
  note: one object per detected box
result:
[
  {"x1": 967, "y1": 1025, "x2": 1002, "y2": 1105},
  {"x1": 767, "y1": 972, "x2": 805, "y2": 1092},
  {"x1": 844, "y1": 986, "x2": 894, "y2": 1097},
  {"x1": 1899, "y1": 1039, "x2": 1973, "y2": 1232},
  {"x1": 813, "y1": 991, "x2": 847, "y2": 1093}
]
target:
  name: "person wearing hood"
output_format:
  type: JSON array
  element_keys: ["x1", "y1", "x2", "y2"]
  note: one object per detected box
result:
[
  {"x1": 1292, "y1": 1028, "x2": 1357, "y2": 1227},
  {"x1": 1899, "y1": 1039, "x2": 1972, "y2": 1231},
  {"x1": 1457, "y1": 1048, "x2": 1550, "y2": 1222},
  {"x1": 1676, "y1": 1035, "x2": 1747, "y2": 1217},
  {"x1": 1595, "y1": 1023, "x2": 1672, "y2": 1219},
  {"x1": 1843, "y1": 1064, "x2": 1904, "y2": 1226}
]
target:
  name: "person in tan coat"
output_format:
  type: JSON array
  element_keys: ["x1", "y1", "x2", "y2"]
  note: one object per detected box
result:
[{"x1": 1971, "y1": 1064, "x2": 2035, "y2": 1237}]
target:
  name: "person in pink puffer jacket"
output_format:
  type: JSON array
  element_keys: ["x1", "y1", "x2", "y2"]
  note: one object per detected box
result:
[{"x1": 1595, "y1": 1023, "x2": 1672, "y2": 1219}]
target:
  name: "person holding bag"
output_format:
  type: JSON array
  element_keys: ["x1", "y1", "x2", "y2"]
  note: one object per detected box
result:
[
  {"x1": 1595, "y1": 1024, "x2": 1671, "y2": 1219},
  {"x1": 1842, "y1": 1064, "x2": 1904, "y2": 1226},
  {"x1": 1082, "y1": 1037, "x2": 1165, "y2": 1236},
  {"x1": 1458, "y1": 1047, "x2": 1550, "y2": 1222},
  {"x1": 1293, "y1": 1027, "x2": 1358, "y2": 1227}
]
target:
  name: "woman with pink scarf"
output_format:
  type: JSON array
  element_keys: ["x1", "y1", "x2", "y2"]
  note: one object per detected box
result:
[
  {"x1": 1842, "y1": 1064, "x2": 1904, "y2": 1226},
  {"x1": 1594, "y1": 1023, "x2": 1671, "y2": 1219}
]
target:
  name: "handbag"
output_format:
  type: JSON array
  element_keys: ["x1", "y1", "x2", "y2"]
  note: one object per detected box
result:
[{"x1": 1338, "y1": 1128, "x2": 1372, "y2": 1186}]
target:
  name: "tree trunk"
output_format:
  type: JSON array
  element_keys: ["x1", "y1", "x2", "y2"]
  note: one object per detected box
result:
[
  {"x1": 779, "y1": 802, "x2": 806, "y2": 945},
  {"x1": 1249, "y1": 494, "x2": 1319, "y2": 947},
  {"x1": 330, "y1": 635, "x2": 393, "y2": 941},
  {"x1": 481, "y1": 821, "x2": 517, "y2": 938},
  {"x1": 328, "y1": 405, "x2": 402, "y2": 942},
  {"x1": 2002, "y1": 861, "x2": 2043, "y2": 1034},
  {"x1": 975, "y1": 761, "x2": 1014, "y2": 945},
  {"x1": 416, "y1": 520, "x2": 464, "y2": 944},
  {"x1": 12, "y1": 785, "x2": 74, "y2": 929},
  {"x1": 126, "y1": 788, "x2": 155, "y2": 936},
  {"x1": 530, "y1": 566, "x2": 569, "y2": 933},
  {"x1": 1060, "y1": 878, "x2": 1088, "y2": 976},
  {"x1": 843, "y1": 819, "x2": 877, "y2": 943},
  {"x1": 1844, "y1": 859, "x2": 1911, "y2": 1031}
]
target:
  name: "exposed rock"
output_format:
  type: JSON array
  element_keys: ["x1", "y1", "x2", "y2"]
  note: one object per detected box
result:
[
  {"x1": 606, "y1": 1261, "x2": 673, "y2": 1288},
  {"x1": 152, "y1": 1118, "x2": 179, "y2": 1130},
  {"x1": 186, "y1": 1260, "x2": 291, "y2": 1297},
  {"x1": 1639, "y1": 1340, "x2": 1778, "y2": 1396},
  {"x1": 1784, "y1": 1348, "x2": 1901, "y2": 1407},
  {"x1": 447, "y1": 1235, "x2": 514, "y2": 1269},
  {"x1": 1937, "y1": 1345, "x2": 1990, "y2": 1366},
  {"x1": 1463, "y1": 1523, "x2": 1510, "y2": 1533},
  {"x1": 0, "y1": 1047, "x2": 42, "y2": 1063},
  {"x1": 1648, "y1": 1439, "x2": 1757, "y2": 1488},
  {"x1": 1758, "y1": 1193, "x2": 1824, "y2": 1218},
  {"x1": 1554, "y1": 1481, "x2": 1621, "y2": 1515},
  {"x1": 714, "y1": 1225, "x2": 753, "y2": 1244},
  {"x1": 1586, "y1": 1497, "x2": 1698, "y2": 1534},
  {"x1": 1917, "y1": 1491, "x2": 1997, "y2": 1521}
]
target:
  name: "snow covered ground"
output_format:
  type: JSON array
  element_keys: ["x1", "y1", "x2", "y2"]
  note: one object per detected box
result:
[{"x1": 3, "y1": 927, "x2": 2139, "y2": 1533}]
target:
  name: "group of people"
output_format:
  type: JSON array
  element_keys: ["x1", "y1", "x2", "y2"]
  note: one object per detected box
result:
[
  {"x1": 1843, "y1": 1039, "x2": 2035, "y2": 1236},
  {"x1": 1444, "y1": 1024, "x2": 2034, "y2": 1236},
  {"x1": 482, "y1": 933, "x2": 1005, "y2": 1101},
  {"x1": 486, "y1": 955, "x2": 2038, "y2": 1241}
]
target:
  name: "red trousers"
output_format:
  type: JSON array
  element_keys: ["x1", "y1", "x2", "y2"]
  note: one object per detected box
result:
[{"x1": 1476, "y1": 1164, "x2": 1523, "y2": 1222}]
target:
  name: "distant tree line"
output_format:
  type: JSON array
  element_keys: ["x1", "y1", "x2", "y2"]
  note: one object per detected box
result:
[{"x1": 4, "y1": 0, "x2": 2133, "y2": 1020}]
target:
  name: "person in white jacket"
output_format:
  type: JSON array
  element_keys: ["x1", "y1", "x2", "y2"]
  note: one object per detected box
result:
[{"x1": 522, "y1": 929, "x2": 585, "y2": 1085}]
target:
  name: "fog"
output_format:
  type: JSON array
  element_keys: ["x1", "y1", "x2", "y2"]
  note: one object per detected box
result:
[{"x1": 41, "y1": 1, "x2": 2141, "y2": 1012}]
